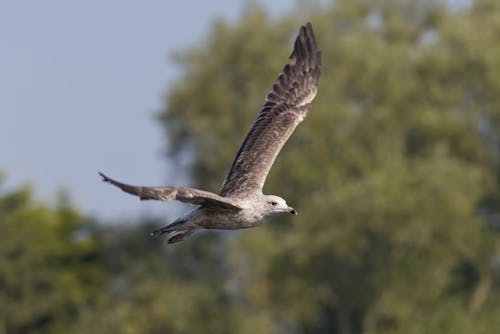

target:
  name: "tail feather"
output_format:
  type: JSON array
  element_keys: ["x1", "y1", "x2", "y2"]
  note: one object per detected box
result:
[
  {"x1": 167, "y1": 230, "x2": 195, "y2": 244},
  {"x1": 150, "y1": 219, "x2": 197, "y2": 244},
  {"x1": 150, "y1": 227, "x2": 196, "y2": 244}
]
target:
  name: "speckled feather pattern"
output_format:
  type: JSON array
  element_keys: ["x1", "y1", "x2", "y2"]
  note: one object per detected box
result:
[
  {"x1": 99, "y1": 23, "x2": 321, "y2": 244},
  {"x1": 219, "y1": 22, "x2": 321, "y2": 197}
]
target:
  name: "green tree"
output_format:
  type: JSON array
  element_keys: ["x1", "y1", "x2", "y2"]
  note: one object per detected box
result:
[
  {"x1": 75, "y1": 222, "x2": 261, "y2": 334},
  {"x1": 159, "y1": 1, "x2": 500, "y2": 333},
  {"x1": 0, "y1": 181, "x2": 105, "y2": 334}
]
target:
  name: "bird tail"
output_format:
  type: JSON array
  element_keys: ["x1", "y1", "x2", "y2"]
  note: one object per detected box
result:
[
  {"x1": 150, "y1": 227, "x2": 195, "y2": 244},
  {"x1": 166, "y1": 230, "x2": 195, "y2": 244},
  {"x1": 150, "y1": 226, "x2": 172, "y2": 236},
  {"x1": 150, "y1": 216, "x2": 197, "y2": 244}
]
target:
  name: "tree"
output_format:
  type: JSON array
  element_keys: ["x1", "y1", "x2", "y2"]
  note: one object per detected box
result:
[
  {"x1": 159, "y1": 1, "x2": 500, "y2": 333},
  {"x1": 74, "y1": 222, "x2": 246, "y2": 334},
  {"x1": 0, "y1": 181, "x2": 105, "y2": 334}
]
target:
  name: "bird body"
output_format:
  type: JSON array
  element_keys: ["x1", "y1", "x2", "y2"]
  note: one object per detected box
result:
[
  {"x1": 99, "y1": 23, "x2": 321, "y2": 244},
  {"x1": 143, "y1": 194, "x2": 295, "y2": 243}
]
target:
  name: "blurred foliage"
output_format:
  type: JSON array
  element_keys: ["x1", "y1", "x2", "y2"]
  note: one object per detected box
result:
[
  {"x1": 0, "y1": 184, "x2": 105, "y2": 334},
  {"x1": 159, "y1": 0, "x2": 500, "y2": 332},
  {"x1": 3, "y1": 0, "x2": 500, "y2": 333}
]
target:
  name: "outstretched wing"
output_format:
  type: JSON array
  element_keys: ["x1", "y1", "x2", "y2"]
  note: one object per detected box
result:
[
  {"x1": 99, "y1": 172, "x2": 242, "y2": 211},
  {"x1": 219, "y1": 22, "x2": 321, "y2": 198}
]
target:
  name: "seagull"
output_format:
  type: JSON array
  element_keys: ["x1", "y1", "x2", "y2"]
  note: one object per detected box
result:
[{"x1": 99, "y1": 22, "x2": 321, "y2": 244}]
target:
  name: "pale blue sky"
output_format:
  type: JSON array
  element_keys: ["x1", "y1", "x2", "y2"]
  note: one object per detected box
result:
[{"x1": 0, "y1": 1, "x2": 296, "y2": 221}]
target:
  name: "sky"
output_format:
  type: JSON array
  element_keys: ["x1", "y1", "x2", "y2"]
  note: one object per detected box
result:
[{"x1": 0, "y1": 0, "x2": 295, "y2": 222}]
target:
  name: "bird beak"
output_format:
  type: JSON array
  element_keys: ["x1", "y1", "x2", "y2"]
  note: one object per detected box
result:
[{"x1": 289, "y1": 207, "x2": 298, "y2": 215}]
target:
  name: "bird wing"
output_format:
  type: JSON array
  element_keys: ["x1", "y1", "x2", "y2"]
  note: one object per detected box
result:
[
  {"x1": 99, "y1": 172, "x2": 242, "y2": 211},
  {"x1": 219, "y1": 22, "x2": 321, "y2": 198}
]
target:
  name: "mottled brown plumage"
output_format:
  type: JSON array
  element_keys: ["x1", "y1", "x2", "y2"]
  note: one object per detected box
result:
[
  {"x1": 98, "y1": 172, "x2": 241, "y2": 210},
  {"x1": 220, "y1": 22, "x2": 321, "y2": 197},
  {"x1": 99, "y1": 23, "x2": 321, "y2": 244}
]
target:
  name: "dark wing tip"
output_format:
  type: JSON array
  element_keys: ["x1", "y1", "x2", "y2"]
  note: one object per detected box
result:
[
  {"x1": 288, "y1": 22, "x2": 322, "y2": 91},
  {"x1": 98, "y1": 172, "x2": 149, "y2": 200},
  {"x1": 287, "y1": 23, "x2": 322, "y2": 92},
  {"x1": 98, "y1": 172, "x2": 122, "y2": 187},
  {"x1": 98, "y1": 171, "x2": 124, "y2": 190},
  {"x1": 290, "y1": 22, "x2": 320, "y2": 63},
  {"x1": 98, "y1": 171, "x2": 111, "y2": 182}
]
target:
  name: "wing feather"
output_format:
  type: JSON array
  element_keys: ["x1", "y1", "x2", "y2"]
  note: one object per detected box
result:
[
  {"x1": 99, "y1": 172, "x2": 242, "y2": 210},
  {"x1": 219, "y1": 22, "x2": 321, "y2": 197}
]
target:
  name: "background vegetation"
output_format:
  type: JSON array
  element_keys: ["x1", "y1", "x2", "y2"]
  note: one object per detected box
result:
[{"x1": 2, "y1": 0, "x2": 500, "y2": 333}]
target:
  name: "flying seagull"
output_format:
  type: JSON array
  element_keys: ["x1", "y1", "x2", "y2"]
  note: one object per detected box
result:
[{"x1": 99, "y1": 22, "x2": 321, "y2": 244}]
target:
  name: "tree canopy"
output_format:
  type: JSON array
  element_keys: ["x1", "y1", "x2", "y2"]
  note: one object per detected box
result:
[
  {"x1": 0, "y1": 184, "x2": 105, "y2": 333},
  {"x1": 159, "y1": 0, "x2": 500, "y2": 332}
]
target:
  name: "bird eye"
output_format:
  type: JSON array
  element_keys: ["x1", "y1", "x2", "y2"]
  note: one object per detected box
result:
[{"x1": 270, "y1": 201, "x2": 278, "y2": 206}]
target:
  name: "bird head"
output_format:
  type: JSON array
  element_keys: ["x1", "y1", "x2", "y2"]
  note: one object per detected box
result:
[{"x1": 264, "y1": 195, "x2": 297, "y2": 216}]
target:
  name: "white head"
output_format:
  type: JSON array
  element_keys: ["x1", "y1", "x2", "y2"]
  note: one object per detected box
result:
[{"x1": 263, "y1": 195, "x2": 297, "y2": 216}]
